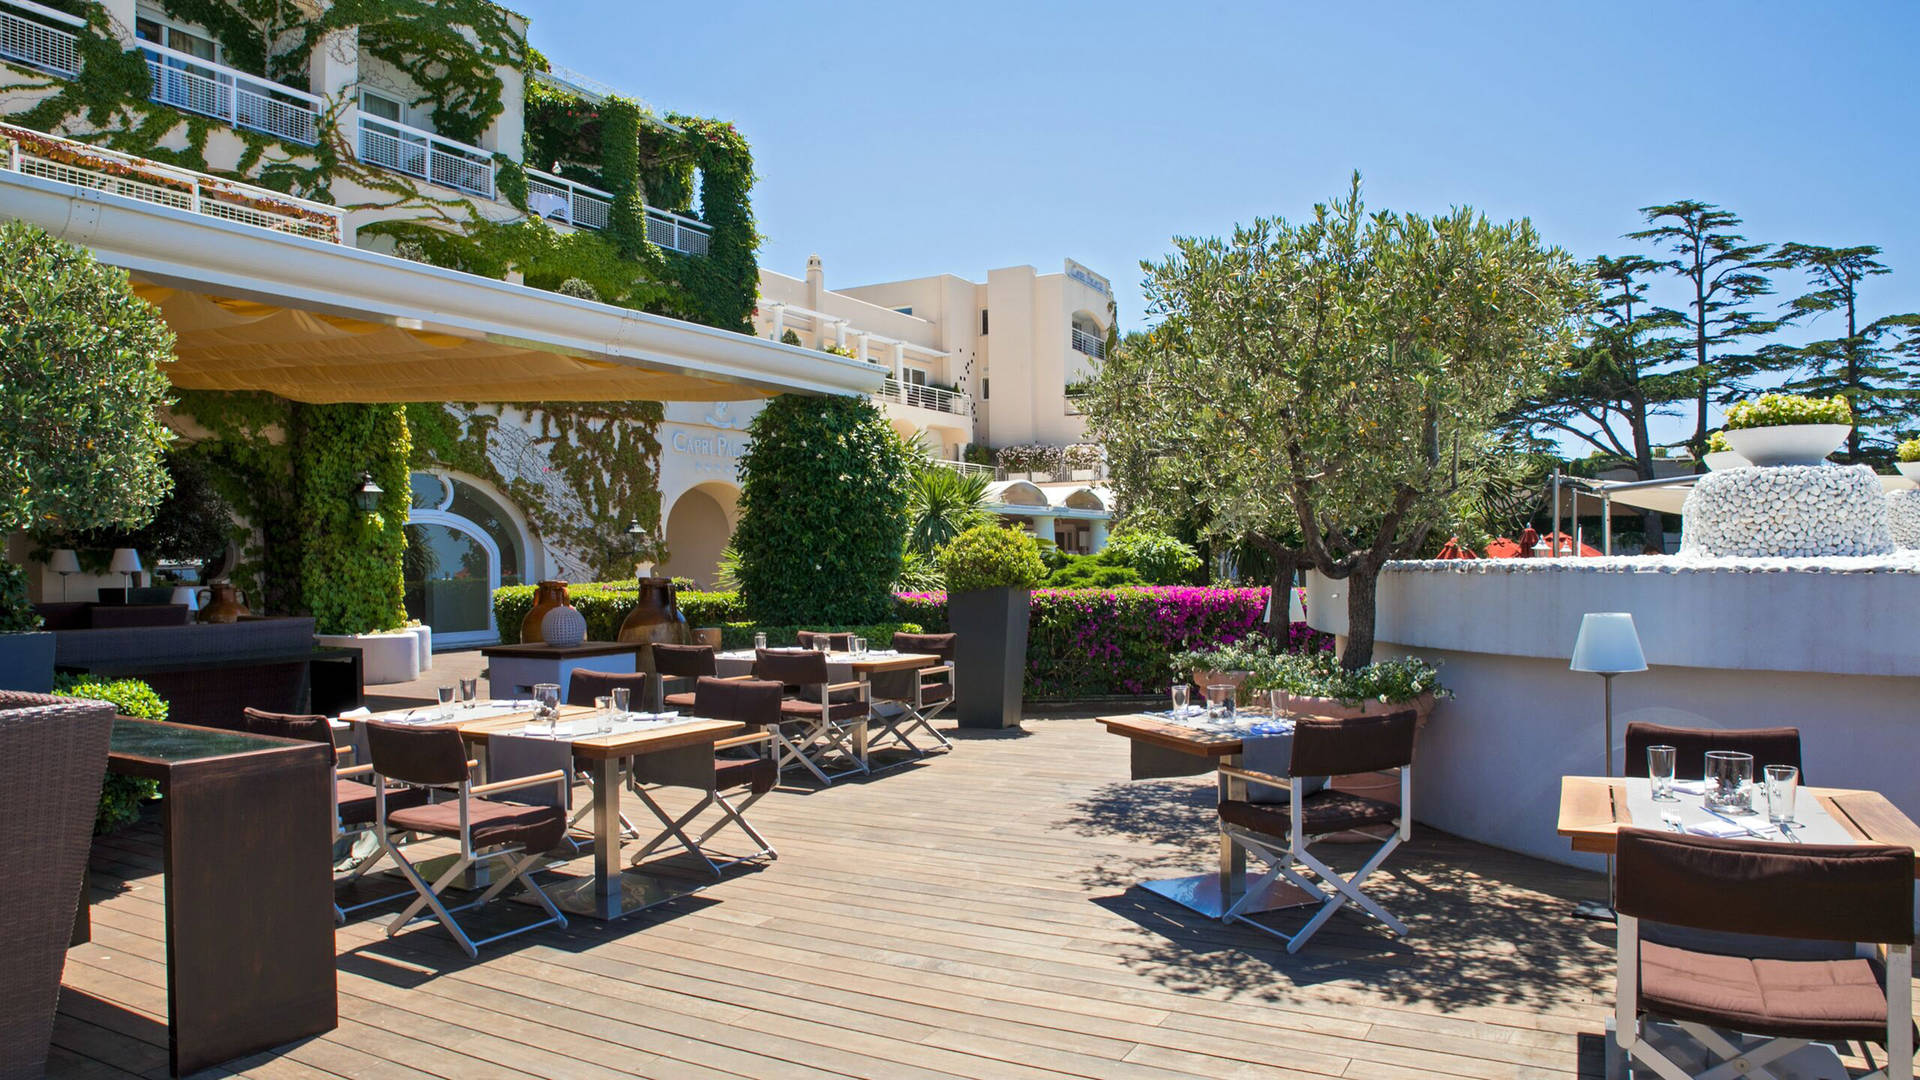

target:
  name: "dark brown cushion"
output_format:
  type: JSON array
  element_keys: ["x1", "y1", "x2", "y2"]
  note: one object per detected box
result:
[
  {"x1": 365, "y1": 722, "x2": 470, "y2": 786},
  {"x1": 779, "y1": 697, "x2": 868, "y2": 724},
  {"x1": 798, "y1": 631, "x2": 852, "y2": 650},
  {"x1": 663, "y1": 691, "x2": 698, "y2": 709},
  {"x1": 335, "y1": 778, "x2": 427, "y2": 826},
  {"x1": 753, "y1": 648, "x2": 828, "y2": 687},
  {"x1": 387, "y1": 797, "x2": 566, "y2": 853},
  {"x1": 917, "y1": 682, "x2": 953, "y2": 705},
  {"x1": 694, "y1": 677, "x2": 784, "y2": 728},
  {"x1": 1623, "y1": 722, "x2": 1803, "y2": 782},
  {"x1": 891, "y1": 632, "x2": 956, "y2": 662},
  {"x1": 243, "y1": 707, "x2": 333, "y2": 744},
  {"x1": 1219, "y1": 790, "x2": 1400, "y2": 838},
  {"x1": 1639, "y1": 939, "x2": 1894, "y2": 1041},
  {"x1": 1288, "y1": 711, "x2": 1417, "y2": 777},
  {"x1": 715, "y1": 755, "x2": 777, "y2": 796},
  {"x1": 567, "y1": 668, "x2": 650, "y2": 708},
  {"x1": 653, "y1": 643, "x2": 716, "y2": 679}
]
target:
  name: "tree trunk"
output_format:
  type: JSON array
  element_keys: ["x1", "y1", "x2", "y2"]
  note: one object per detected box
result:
[
  {"x1": 1627, "y1": 391, "x2": 1665, "y2": 545},
  {"x1": 1266, "y1": 548, "x2": 1300, "y2": 639},
  {"x1": 1341, "y1": 564, "x2": 1379, "y2": 671}
]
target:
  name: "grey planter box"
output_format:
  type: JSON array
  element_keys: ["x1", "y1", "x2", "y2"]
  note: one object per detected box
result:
[
  {"x1": 0, "y1": 632, "x2": 54, "y2": 693},
  {"x1": 949, "y1": 586, "x2": 1030, "y2": 729}
]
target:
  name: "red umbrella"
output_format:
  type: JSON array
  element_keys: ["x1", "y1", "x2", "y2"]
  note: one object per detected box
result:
[
  {"x1": 1485, "y1": 537, "x2": 1525, "y2": 559},
  {"x1": 1434, "y1": 537, "x2": 1479, "y2": 559}
]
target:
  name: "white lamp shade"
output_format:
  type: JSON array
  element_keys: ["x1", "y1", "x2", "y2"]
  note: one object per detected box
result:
[
  {"x1": 48, "y1": 549, "x2": 80, "y2": 574},
  {"x1": 1287, "y1": 587, "x2": 1307, "y2": 625},
  {"x1": 1570, "y1": 612, "x2": 1646, "y2": 674},
  {"x1": 108, "y1": 548, "x2": 143, "y2": 574}
]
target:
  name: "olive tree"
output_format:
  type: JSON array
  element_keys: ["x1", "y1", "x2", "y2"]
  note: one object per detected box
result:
[
  {"x1": 1088, "y1": 176, "x2": 1583, "y2": 668},
  {"x1": 0, "y1": 222, "x2": 175, "y2": 536}
]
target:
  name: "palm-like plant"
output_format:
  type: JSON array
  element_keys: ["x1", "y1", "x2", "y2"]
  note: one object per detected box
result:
[{"x1": 904, "y1": 466, "x2": 993, "y2": 554}]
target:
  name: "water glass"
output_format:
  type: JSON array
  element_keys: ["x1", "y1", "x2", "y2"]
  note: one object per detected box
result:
[
  {"x1": 1765, "y1": 764, "x2": 1799, "y2": 824},
  {"x1": 1704, "y1": 750, "x2": 1754, "y2": 813},
  {"x1": 1647, "y1": 745, "x2": 1677, "y2": 802},
  {"x1": 754, "y1": 632, "x2": 767, "y2": 651},
  {"x1": 852, "y1": 636, "x2": 868, "y2": 656},
  {"x1": 436, "y1": 685, "x2": 454, "y2": 720},
  {"x1": 458, "y1": 677, "x2": 478, "y2": 709},
  {"x1": 1170, "y1": 684, "x2": 1189, "y2": 715},
  {"x1": 611, "y1": 686, "x2": 630, "y2": 717},
  {"x1": 1207, "y1": 683, "x2": 1236, "y2": 721},
  {"x1": 533, "y1": 682, "x2": 561, "y2": 734}
]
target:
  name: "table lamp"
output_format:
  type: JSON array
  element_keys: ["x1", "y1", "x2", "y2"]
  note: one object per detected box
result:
[
  {"x1": 48, "y1": 549, "x2": 80, "y2": 601},
  {"x1": 109, "y1": 548, "x2": 143, "y2": 597},
  {"x1": 1570, "y1": 611, "x2": 1646, "y2": 922}
]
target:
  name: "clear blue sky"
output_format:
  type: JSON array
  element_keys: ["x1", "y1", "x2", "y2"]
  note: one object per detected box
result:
[{"x1": 515, "y1": 1, "x2": 1919, "y2": 375}]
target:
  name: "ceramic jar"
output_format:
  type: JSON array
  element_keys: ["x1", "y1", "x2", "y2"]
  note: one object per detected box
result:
[
  {"x1": 520, "y1": 580, "x2": 571, "y2": 644},
  {"x1": 199, "y1": 582, "x2": 249, "y2": 624}
]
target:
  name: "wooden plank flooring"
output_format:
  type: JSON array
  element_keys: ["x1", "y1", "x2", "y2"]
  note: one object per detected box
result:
[{"x1": 55, "y1": 711, "x2": 1678, "y2": 1079}]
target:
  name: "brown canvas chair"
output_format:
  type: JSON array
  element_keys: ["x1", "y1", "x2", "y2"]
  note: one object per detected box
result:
[
  {"x1": 797, "y1": 631, "x2": 852, "y2": 651},
  {"x1": 241, "y1": 707, "x2": 425, "y2": 922},
  {"x1": 566, "y1": 668, "x2": 650, "y2": 709},
  {"x1": 1215, "y1": 711, "x2": 1417, "y2": 952},
  {"x1": 865, "y1": 631, "x2": 955, "y2": 758},
  {"x1": 364, "y1": 721, "x2": 569, "y2": 957},
  {"x1": 625, "y1": 677, "x2": 780, "y2": 876},
  {"x1": 753, "y1": 647, "x2": 869, "y2": 784},
  {"x1": 1614, "y1": 827, "x2": 1913, "y2": 1079},
  {"x1": 1623, "y1": 722, "x2": 1804, "y2": 783},
  {"x1": 652, "y1": 643, "x2": 716, "y2": 711}
]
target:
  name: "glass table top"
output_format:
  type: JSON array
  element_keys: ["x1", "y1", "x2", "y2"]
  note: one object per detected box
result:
[{"x1": 109, "y1": 717, "x2": 289, "y2": 764}]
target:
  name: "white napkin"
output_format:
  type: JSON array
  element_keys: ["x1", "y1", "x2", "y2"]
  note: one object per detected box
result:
[
  {"x1": 1670, "y1": 779, "x2": 1709, "y2": 796},
  {"x1": 1684, "y1": 818, "x2": 1754, "y2": 838}
]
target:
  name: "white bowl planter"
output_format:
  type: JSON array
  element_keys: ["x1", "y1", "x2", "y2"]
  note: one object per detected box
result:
[
  {"x1": 406, "y1": 624, "x2": 432, "y2": 670},
  {"x1": 1897, "y1": 461, "x2": 1920, "y2": 486},
  {"x1": 1703, "y1": 450, "x2": 1751, "y2": 471},
  {"x1": 315, "y1": 631, "x2": 421, "y2": 686},
  {"x1": 1720, "y1": 424, "x2": 1851, "y2": 467}
]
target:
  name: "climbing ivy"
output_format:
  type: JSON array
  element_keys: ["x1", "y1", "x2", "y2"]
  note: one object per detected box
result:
[{"x1": 293, "y1": 403, "x2": 410, "y2": 635}]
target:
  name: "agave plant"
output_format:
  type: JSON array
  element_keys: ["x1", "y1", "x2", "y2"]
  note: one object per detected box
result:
[{"x1": 904, "y1": 465, "x2": 993, "y2": 555}]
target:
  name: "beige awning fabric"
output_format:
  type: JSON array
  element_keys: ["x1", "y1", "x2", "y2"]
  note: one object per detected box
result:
[{"x1": 136, "y1": 285, "x2": 769, "y2": 404}]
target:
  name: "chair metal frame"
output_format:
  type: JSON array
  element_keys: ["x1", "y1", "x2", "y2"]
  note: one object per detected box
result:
[
  {"x1": 373, "y1": 759, "x2": 571, "y2": 958},
  {"x1": 743, "y1": 656, "x2": 871, "y2": 784},
  {"x1": 1216, "y1": 763, "x2": 1413, "y2": 953},
  {"x1": 866, "y1": 658, "x2": 954, "y2": 759},
  {"x1": 331, "y1": 746, "x2": 419, "y2": 921},
  {"x1": 625, "y1": 730, "x2": 778, "y2": 876}
]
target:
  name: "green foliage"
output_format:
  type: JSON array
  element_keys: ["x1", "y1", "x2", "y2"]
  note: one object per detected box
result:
[
  {"x1": 294, "y1": 404, "x2": 410, "y2": 635},
  {"x1": 45, "y1": 450, "x2": 234, "y2": 576},
  {"x1": 1046, "y1": 555, "x2": 1144, "y2": 589},
  {"x1": 0, "y1": 560, "x2": 40, "y2": 634},
  {"x1": 1246, "y1": 651, "x2": 1447, "y2": 706},
  {"x1": 1899, "y1": 439, "x2": 1920, "y2": 464},
  {"x1": 1707, "y1": 431, "x2": 1732, "y2": 454},
  {"x1": 735, "y1": 396, "x2": 910, "y2": 624},
  {"x1": 556, "y1": 277, "x2": 601, "y2": 301},
  {"x1": 1724, "y1": 393, "x2": 1852, "y2": 430},
  {"x1": 937, "y1": 524, "x2": 1047, "y2": 594},
  {"x1": 893, "y1": 549, "x2": 944, "y2": 593},
  {"x1": 1102, "y1": 529, "x2": 1202, "y2": 585},
  {"x1": 55, "y1": 674, "x2": 167, "y2": 834},
  {"x1": 1171, "y1": 637, "x2": 1285, "y2": 678},
  {"x1": 492, "y1": 582, "x2": 744, "y2": 643},
  {"x1": 903, "y1": 466, "x2": 993, "y2": 554},
  {"x1": 0, "y1": 222, "x2": 176, "y2": 535}
]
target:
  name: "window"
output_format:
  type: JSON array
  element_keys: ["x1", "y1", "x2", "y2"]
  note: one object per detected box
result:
[
  {"x1": 980, "y1": 309, "x2": 989, "y2": 335},
  {"x1": 982, "y1": 378, "x2": 989, "y2": 400},
  {"x1": 136, "y1": 16, "x2": 219, "y2": 62},
  {"x1": 359, "y1": 90, "x2": 404, "y2": 123},
  {"x1": 905, "y1": 368, "x2": 928, "y2": 386},
  {"x1": 893, "y1": 306, "x2": 914, "y2": 316}
]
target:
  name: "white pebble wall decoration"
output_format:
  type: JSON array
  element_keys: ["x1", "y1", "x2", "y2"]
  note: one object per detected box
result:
[{"x1": 1679, "y1": 465, "x2": 1895, "y2": 558}]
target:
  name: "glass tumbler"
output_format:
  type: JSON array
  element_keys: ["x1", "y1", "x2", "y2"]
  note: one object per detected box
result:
[
  {"x1": 611, "y1": 686, "x2": 631, "y2": 718},
  {"x1": 754, "y1": 632, "x2": 768, "y2": 651},
  {"x1": 1704, "y1": 750, "x2": 1754, "y2": 813},
  {"x1": 436, "y1": 685, "x2": 454, "y2": 720},
  {"x1": 852, "y1": 636, "x2": 867, "y2": 656},
  {"x1": 1207, "y1": 683, "x2": 1237, "y2": 721},
  {"x1": 1647, "y1": 745, "x2": 1677, "y2": 801},
  {"x1": 458, "y1": 677, "x2": 478, "y2": 709},
  {"x1": 1765, "y1": 764, "x2": 1799, "y2": 824},
  {"x1": 1170, "y1": 684, "x2": 1189, "y2": 715},
  {"x1": 533, "y1": 682, "x2": 561, "y2": 734}
]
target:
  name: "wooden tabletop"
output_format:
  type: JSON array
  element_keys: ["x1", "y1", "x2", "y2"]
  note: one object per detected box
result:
[
  {"x1": 1098, "y1": 713, "x2": 1245, "y2": 758},
  {"x1": 1557, "y1": 776, "x2": 1920, "y2": 873},
  {"x1": 716, "y1": 651, "x2": 941, "y2": 674},
  {"x1": 356, "y1": 702, "x2": 742, "y2": 761},
  {"x1": 479, "y1": 641, "x2": 641, "y2": 659}
]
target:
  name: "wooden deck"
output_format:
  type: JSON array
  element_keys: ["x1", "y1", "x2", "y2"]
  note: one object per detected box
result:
[{"x1": 56, "y1": 709, "x2": 1638, "y2": 1079}]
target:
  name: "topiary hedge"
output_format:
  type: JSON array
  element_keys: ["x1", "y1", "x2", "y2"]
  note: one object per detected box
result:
[
  {"x1": 937, "y1": 524, "x2": 1047, "y2": 593},
  {"x1": 53, "y1": 674, "x2": 167, "y2": 834}
]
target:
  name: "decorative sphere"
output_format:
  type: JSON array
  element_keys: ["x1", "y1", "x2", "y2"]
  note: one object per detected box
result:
[{"x1": 540, "y1": 604, "x2": 588, "y2": 648}]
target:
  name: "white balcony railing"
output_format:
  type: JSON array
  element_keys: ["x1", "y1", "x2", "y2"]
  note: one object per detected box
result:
[
  {"x1": 1, "y1": 121, "x2": 345, "y2": 242},
  {"x1": 875, "y1": 378, "x2": 970, "y2": 417},
  {"x1": 357, "y1": 114, "x2": 493, "y2": 199},
  {"x1": 140, "y1": 41, "x2": 320, "y2": 145},
  {"x1": 936, "y1": 459, "x2": 996, "y2": 478},
  {"x1": 647, "y1": 206, "x2": 710, "y2": 256},
  {"x1": 524, "y1": 167, "x2": 611, "y2": 230},
  {"x1": 1071, "y1": 327, "x2": 1106, "y2": 359},
  {"x1": 0, "y1": 0, "x2": 79, "y2": 77}
]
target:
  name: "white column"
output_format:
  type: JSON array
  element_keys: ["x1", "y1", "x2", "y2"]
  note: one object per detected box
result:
[
  {"x1": 769, "y1": 304, "x2": 785, "y2": 341},
  {"x1": 1028, "y1": 515, "x2": 1056, "y2": 548},
  {"x1": 834, "y1": 320, "x2": 848, "y2": 349},
  {"x1": 855, "y1": 334, "x2": 869, "y2": 365},
  {"x1": 96, "y1": 0, "x2": 137, "y2": 45},
  {"x1": 1089, "y1": 517, "x2": 1110, "y2": 553},
  {"x1": 892, "y1": 341, "x2": 905, "y2": 382}
]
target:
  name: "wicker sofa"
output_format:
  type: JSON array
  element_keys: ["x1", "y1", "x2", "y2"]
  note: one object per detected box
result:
[{"x1": 0, "y1": 691, "x2": 113, "y2": 1080}]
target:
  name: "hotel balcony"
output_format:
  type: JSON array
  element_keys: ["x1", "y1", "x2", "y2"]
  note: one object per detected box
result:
[
  {"x1": 142, "y1": 42, "x2": 321, "y2": 145},
  {"x1": 356, "y1": 114, "x2": 495, "y2": 199},
  {"x1": 515, "y1": 167, "x2": 715, "y2": 256},
  {"x1": 1070, "y1": 325, "x2": 1106, "y2": 359},
  {"x1": 874, "y1": 377, "x2": 971, "y2": 418},
  {"x1": 0, "y1": 0, "x2": 79, "y2": 77}
]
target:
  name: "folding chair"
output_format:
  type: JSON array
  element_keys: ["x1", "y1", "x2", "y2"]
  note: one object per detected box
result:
[
  {"x1": 625, "y1": 676, "x2": 780, "y2": 876},
  {"x1": 798, "y1": 631, "x2": 853, "y2": 651},
  {"x1": 364, "y1": 721, "x2": 569, "y2": 958},
  {"x1": 865, "y1": 631, "x2": 955, "y2": 758},
  {"x1": 1614, "y1": 827, "x2": 1914, "y2": 1080},
  {"x1": 1622, "y1": 722, "x2": 1804, "y2": 782},
  {"x1": 1214, "y1": 710, "x2": 1417, "y2": 952},
  {"x1": 652, "y1": 644, "x2": 716, "y2": 712},
  {"x1": 752, "y1": 647, "x2": 869, "y2": 784},
  {"x1": 240, "y1": 708, "x2": 425, "y2": 922}
]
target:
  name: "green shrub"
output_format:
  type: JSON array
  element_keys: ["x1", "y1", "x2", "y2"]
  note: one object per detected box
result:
[
  {"x1": 54, "y1": 674, "x2": 167, "y2": 834},
  {"x1": 1707, "y1": 431, "x2": 1731, "y2": 454},
  {"x1": 1724, "y1": 393, "x2": 1852, "y2": 430},
  {"x1": 1247, "y1": 651, "x2": 1447, "y2": 705},
  {"x1": 1898, "y1": 438, "x2": 1920, "y2": 464},
  {"x1": 0, "y1": 560, "x2": 40, "y2": 634},
  {"x1": 492, "y1": 583, "x2": 745, "y2": 643},
  {"x1": 1102, "y1": 529, "x2": 1202, "y2": 585},
  {"x1": 734, "y1": 395, "x2": 911, "y2": 623},
  {"x1": 1046, "y1": 555, "x2": 1144, "y2": 589},
  {"x1": 937, "y1": 524, "x2": 1046, "y2": 593}
]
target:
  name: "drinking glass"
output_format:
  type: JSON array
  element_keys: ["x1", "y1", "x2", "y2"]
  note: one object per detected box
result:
[
  {"x1": 852, "y1": 636, "x2": 868, "y2": 657},
  {"x1": 754, "y1": 632, "x2": 768, "y2": 651},
  {"x1": 533, "y1": 682, "x2": 561, "y2": 734},
  {"x1": 1170, "y1": 684, "x2": 1189, "y2": 715},
  {"x1": 1765, "y1": 764, "x2": 1799, "y2": 824},
  {"x1": 1704, "y1": 750, "x2": 1754, "y2": 813},
  {"x1": 436, "y1": 685, "x2": 454, "y2": 720},
  {"x1": 611, "y1": 686, "x2": 631, "y2": 718},
  {"x1": 1647, "y1": 745, "x2": 1678, "y2": 802},
  {"x1": 1207, "y1": 683, "x2": 1236, "y2": 721},
  {"x1": 458, "y1": 677, "x2": 478, "y2": 709}
]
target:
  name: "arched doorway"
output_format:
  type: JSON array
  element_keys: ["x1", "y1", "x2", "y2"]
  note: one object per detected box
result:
[
  {"x1": 658, "y1": 482, "x2": 737, "y2": 588},
  {"x1": 404, "y1": 470, "x2": 531, "y2": 646}
]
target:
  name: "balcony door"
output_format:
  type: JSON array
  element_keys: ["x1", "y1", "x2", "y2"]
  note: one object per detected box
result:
[
  {"x1": 136, "y1": 14, "x2": 222, "y2": 116},
  {"x1": 403, "y1": 471, "x2": 528, "y2": 648}
]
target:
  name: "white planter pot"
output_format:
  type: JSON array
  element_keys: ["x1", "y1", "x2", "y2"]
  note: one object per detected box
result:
[
  {"x1": 1897, "y1": 461, "x2": 1920, "y2": 487},
  {"x1": 1702, "y1": 450, "x2": 1750, "y2": 471},
  {"x1": 315, "y1": 631, "x2": 421, "y2": 686},
  {"x1": 406, "y1": 624, "x2": 432, "y2": 670},
  {"x1": 1720, "y1": 424, "x2": 1851, "y2": 467}
]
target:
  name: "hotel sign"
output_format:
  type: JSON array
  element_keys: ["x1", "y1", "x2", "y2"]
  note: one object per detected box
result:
[{"x1": 1064, "y1": 258, "x2": 1111, "y2": 298}]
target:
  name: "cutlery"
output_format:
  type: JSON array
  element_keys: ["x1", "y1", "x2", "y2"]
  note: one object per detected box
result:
[
  {"x1": 1701, "y1": 805, "x2": 1774, "y2": 839},
  {"x1": 1660, "y1": 812, "x2": 1683, "y2": 833},
  {"x1": 1777, "y1": 820, "x2": 1802, "y2": 843}
]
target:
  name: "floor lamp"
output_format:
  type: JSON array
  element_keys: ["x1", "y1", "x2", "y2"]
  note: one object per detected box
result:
[{"x1": 1570, "y1": 611, "x2": 1646, "y2": 921}]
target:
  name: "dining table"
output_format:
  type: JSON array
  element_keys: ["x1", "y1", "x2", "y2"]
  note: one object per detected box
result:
[
  {"x1": 351, "y1": 701, "x2": 743, "y2": 920},
  {"x1": 714, "y1": 648, "x2": 943, "y2": 762},
  {"x1": 1558, "y1": 775, "x2": 1920, "y2": 867}
]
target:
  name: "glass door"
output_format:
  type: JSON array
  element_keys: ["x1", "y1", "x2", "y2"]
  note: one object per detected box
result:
[{"x1": 402, "y1": 521, "x2": 498, "y2": 647}]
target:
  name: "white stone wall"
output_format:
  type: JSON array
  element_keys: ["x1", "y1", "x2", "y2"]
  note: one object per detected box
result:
[
  {"x1": 1680, "y1": 464, "x2": 1894, "y2": 557},
  {"x1": 1889, "y1": 489, "x2": 1920, "y2": 549}
]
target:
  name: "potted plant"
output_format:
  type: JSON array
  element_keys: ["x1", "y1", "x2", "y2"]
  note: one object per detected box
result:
[
  {"x1": 1897, "y1": 438, "x2": 1920, "y2": 486},
  {"x1": 937, "y1": 523, "x2": 1046, "y2": 728},
  {"x1": 1253, "y1": 651, "x2": 1448, "y2": 727},
  {"x1": 0, "y1": 561, "x2": 53, "y2": 693},
  {"x1": 1719, "y1": 393, "x2": 1853, "y2": 467},
  {"x1": 1701, "y1": 431, "x2": 1750, "y2": 472},
  {"x1": 1170, "y1": 639, "x2": 1278, "y2": 704}
]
